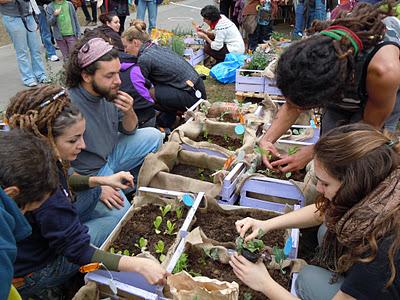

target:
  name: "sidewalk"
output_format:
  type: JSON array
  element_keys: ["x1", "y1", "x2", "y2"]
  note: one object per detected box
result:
[{"x1": 0, "y1": 0, "x2": 211, "y2": 110}]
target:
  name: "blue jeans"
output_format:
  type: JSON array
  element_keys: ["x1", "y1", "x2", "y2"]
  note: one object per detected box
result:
[
  {"x1": 38, "y1": 6, "x2": 56, "y2": 57},
  {"x1": 17, "y1": 256, "x2": 79, "y2": 300},
  {"x1": 136, "y1": 0, "x2": 158, "y2": 32},
  {"x1": 2, "y1": 15, "x2": 47, "y2": 85},
  {"x1": 384, "y1": 91, "x2": 400, "y2": 132},
  {"x1": 73, "y1": 128, "x2": 164, "y2": 247},
  {"x1": 294, "y1": 0, "x2": 326, "y2": 37}
]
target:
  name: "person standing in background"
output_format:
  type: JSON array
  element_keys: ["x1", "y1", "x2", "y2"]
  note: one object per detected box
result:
[
  {"x1": 106, "y1": 0, "x2": 129, "y2": 34},
  {"x1": 81, "y1": 0, "x2": 98, "y2": 26},
  {"x1": 37, "y1": 0, "x2": 60, "y2": 61},
  {"x1": 135, "y1": 0, "x2": 159, "y2": 34},
  {"x1": 0, "y1": 0, "x2": 49, "y2": 87}
]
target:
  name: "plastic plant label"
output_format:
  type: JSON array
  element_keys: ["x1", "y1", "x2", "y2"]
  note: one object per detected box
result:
[
  {"x1": 182, "y1": 194, "x2": 194, "y2": 207},
  {"x1": 310, "y1": 119, "x2": 317, "y2": 129},
  {"x1": 283, "y1": 236, "x2": 292, "y2": 256},
  {"x1": 195, "y1": 90, "x2": 202, "y2": 99},
  {"x1": 235, "y1": 124, "x2": 245, "y2": 135},
  {"x1": 108, "y1": 279, "x2": 118, "y2": 295}
]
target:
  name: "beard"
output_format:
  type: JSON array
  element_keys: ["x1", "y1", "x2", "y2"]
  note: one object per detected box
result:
[{"x1": 92, "y1": 80, "x2": 120, "y2": 101}]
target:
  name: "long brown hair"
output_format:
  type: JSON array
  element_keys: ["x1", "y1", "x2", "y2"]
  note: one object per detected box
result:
[
  {"x1": 122, "y1": 19, "x2": 150, "y2": 43},
  {"x1": 315, "y1": 123, "x2": 400, "y2": 286}
]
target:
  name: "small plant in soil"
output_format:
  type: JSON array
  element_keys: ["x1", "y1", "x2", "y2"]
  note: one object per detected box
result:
[
  {"x1": 172, "y1": 253, "x2": 189, "y2": 274},
  {"x1": 165, "y1": 220, "x2": 176, "y2": 235},
  {"x1": 202, "y1": 129, "x2": 208, "y2": 139},
  {"x1": 153, "y1": 215, "x2": 163, "y2": 234},
  {"x1": 160, "y1": 204, "x2": 172, "y2": 218},
  {"x1": 154, "y1": 240, "x2": 166, "y2": 262},
  {"x1": 243, "y1": 292, "x2": 253, "y2": 300},
  {"x1": 204, "y1": 248, "x2": 219, "y2": 261},
  {"x1": 272, "y1": 246, "x2": 288, "y2": 274},
  {"x1": 134, "y1": 237, "x2": 148, "y2": 253},
  {"x1": 218, "y1": 111, "x2": 232, "y2": 122},
  {"x1": 235, "y1": 230, "x2": 265, "y2": 263},
  {"x1": 175, "y1": 206, "x2": 184, "y2": 219}
]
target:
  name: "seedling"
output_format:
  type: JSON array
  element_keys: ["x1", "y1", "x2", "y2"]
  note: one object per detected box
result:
[
  {"x1": 175, "y1": 206, "x2": 184, "y2": 219},
  {"x1": 272, "y1": 246, "x2": 287, "y2": 274},
  {"x1": 254, "y1": 146, "x2": 272, "y2": 160},
  {"x1": 223, "y1": 133, "x2": 230, "y2": 143},
  {"x1": 236, "y1": 230, "x2": 265, "y2": 263},
  {"x1": 202, "y1": 129, "x2": 208, "y2": 139},
  {"x1": 218, "y1": 111, "x2": 231, "y2": 122},
  {"x1": 287, "y1": 146, "x2": 299, "y2": 156},
  {"x1": 155, "y1": 240, "x2": 166, "y2": 262},
  {"x1": 188, "y1": 270, "x2": 202, "y2": 277},
  {"x1": 198, "y1": 168, "x2": 206, "y2": 181},
  {"x1": 153, "y1": 215, "x2": 163, "y2": 234},
  {"x1": 204, "y1": 248, "x2": 219, "y2": 261},
  {"x1": 243, "y1": 292, "x2": 253, "y2": 300},
  {"x1": 160, "y1": 204, "x2": 172, "y2": 218},
  {"x1": 172, "y1": 253, "x2": 188, "y2": 274},
  {"x1": 165, "y1": 220, "x2": 176, "y2": 235},
  {"x1": 123, "y1": 249, "x2": 130, "y2": 256},
  {"x1": 134, "y1": 237, "x2": 148, "y2": 252}
]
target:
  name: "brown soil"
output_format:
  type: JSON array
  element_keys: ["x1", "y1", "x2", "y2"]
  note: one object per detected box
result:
[
  {"x1": 110, "y1": 205, "x2": 187, "y2": 259},
  {"x1": 188, "y1": 209, "x2": 290, "y2": 299},
  {"x1": 195, "y1": 134, "x2": 242, "y2": 151},
  {"x1": 256, "y1": 163, "x2": 306, "y2": 182},
  {"x1": 170, "y1": 164, "x2": 215, "y2": 183},
  {"x1": 206, "y1": 112, "x2": 240, "y2": 123},
  {"x1": 186, "y1": 246, "x2": 290, "y2": 300}
]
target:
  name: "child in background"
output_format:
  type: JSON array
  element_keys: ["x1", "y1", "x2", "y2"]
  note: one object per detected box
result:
[
  {"x1": 242, "y1": 0, "x2": 273, "y2": 51},
  {"x1": 47, "y1": 0, "x2": 81, "y2": 61}
]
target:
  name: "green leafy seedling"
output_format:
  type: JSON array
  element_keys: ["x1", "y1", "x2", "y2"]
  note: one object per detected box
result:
[
  {"x1": 160, "y1": 204, "x2": 172, "y2": 218},
  {"x1": 155, "y1": 240, "x2": 165, "y2": 254},
  {"x1": 272, "y1": 246, "x2": 287, "y2": 274},
  {"x1": 189, "y1": 270, "x2": 202, "y2": 277},
  {"x1": 243, "y1": 292, "x2": 253, "y2": 300},
  {"x1": 134, "y1": 237, "x2": 148, "y2": 252},
  {"x1": 165, "y1": 220, "x2": 176, "y2": 235},
  {"x1": 219, "y1": 111, "x2": 231, "y2": 121},
  {"x1": 198, "y1": 168, "x2": 206, "y2": 181},
  {"x1": 254, "y1": 146, "x2": 272, "y2": 160},
  {"x1": 204, "y1": 248, "x2": 219, "y2": 261},
  {"x1": 223, "y1": 133, "x2": 230, "y2": 143},
  {"x1": 172, "y1": 253, "x2": 188, "y2": 274},
  {"x1": 203, "y1": 129, "x2": 208, "y2": 139},
  {"x1": 285, "y1": 172, "x2": 292, "y2": 179},
  {"x1": 123, "y1": 249, "x2": 130, "y2": 256},
  {"x1": 110, "y1": 247, "x2": 115, "y2": 254},
  {"x1": 287, "y1": 146, "x2": 299, "y2": 156},
  {"x1": 175, "y1": 206, "x2": 184, "y2": 219},
  {"x1": 153, "y1": 215, "x2": 163, "y2": 234}
]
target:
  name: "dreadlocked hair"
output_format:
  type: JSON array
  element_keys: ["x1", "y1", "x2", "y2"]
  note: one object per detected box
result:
[
  {"x1": 6, "y1": 85, "x2": 83, "y2": 163},
  {"x1": 276, "y1": 0, "x2": 394, "y2": 109},
  {"x1": 65, "y1": 30, "x2": 119, "y2": 88},
  {"x1": 314, "y1": 123, "x2": 400, "y2": 287}
]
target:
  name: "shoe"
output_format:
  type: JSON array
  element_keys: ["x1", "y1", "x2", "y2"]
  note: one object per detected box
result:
[
  {"x1": 90, "y1": 21, "x2": 97, "y2": 26},
  {"x1": 39, "y1": 78, "x2": 52, "y2": 84},
  {"x1": 49, "y1": 55, "x2": 60, "y2": 62},
  {"x1": 25, "y1": 81, "x2": 38, "y2": 87},
  {"x1": 85, "y1": 20, "x2": 92, "y2": 26}
]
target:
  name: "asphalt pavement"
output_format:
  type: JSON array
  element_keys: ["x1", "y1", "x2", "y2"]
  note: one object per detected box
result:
[{"x1": 0, "y1": 0, "x2": 212, "y2": 110}]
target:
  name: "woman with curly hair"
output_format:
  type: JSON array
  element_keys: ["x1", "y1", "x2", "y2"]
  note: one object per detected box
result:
[
  {"x1": 259, "y1": 1, "x2": 400, "y2": 173},
  {"x1": 231, "y1": 123, "x2": 400, "y2": 299},
  {"x1": 6, "y1": 85, "x2": 167, "y2": 298}
]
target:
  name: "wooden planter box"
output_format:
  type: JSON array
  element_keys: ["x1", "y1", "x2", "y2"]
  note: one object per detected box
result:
[
  {"x1": 85, "y1": 187, "x2": 204, "y2": 299},
  {"x1": 184, "y1": 48, "x2": 205, "y2": 66},
  {"x1": 235, "y1": 69, "x2": 283, "y2": 96}
]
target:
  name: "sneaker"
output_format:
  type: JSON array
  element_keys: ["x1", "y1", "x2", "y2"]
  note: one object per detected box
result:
[
  {"x1": 25, "y1": 81, "x2": 38, "y2": 87},
  {"x1": 90, "y1": 21, "x2": 97, "y2": 26},
  {"x1": 49, "y1": 55, "x2": 60, "y2": 62},
  {"x1": 39, "y1": 78, "x2": 52, "y2": 84},
  {"x1": 85, "y1": 20, "x2": 91, "y2": 26}
]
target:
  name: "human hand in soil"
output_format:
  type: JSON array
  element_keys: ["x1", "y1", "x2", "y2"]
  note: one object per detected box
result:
[
  {"x1": 229, "y1": 253, "x2": 271, "y2": 293},
  {"x1": 103, "y1": 171, "x2": 134, "y2": 190},
  {"x1": 236, "y1": 217, "x2": 268, "y2": 242},
  {"x1": 270, "y1": 145, "x2": 314, "y2": 173},
  {"x1": 113, "y1": 91, "x2": 134, "y2": 113},
  {"x1": 100, "y1": 186, "x2": 124, "y2": 209},
  {"x1": 119, "y1": 256, "x2": 168, "y2": 285},
  {"x1": 259, "y1": 141, "x2": 281, "y2": 170}
]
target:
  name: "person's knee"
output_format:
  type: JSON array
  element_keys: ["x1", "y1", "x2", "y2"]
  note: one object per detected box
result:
[
  {"x1": 295, "y1": 265, "x2": 321, "y2": 300},
  {"x1": 137, "y1": 127, "x2": 164, "y2": 150}
]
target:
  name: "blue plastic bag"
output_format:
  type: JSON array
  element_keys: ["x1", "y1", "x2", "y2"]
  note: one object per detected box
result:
[{"x1": 210, "y1": 53, "x2": 247, "y2": 84}]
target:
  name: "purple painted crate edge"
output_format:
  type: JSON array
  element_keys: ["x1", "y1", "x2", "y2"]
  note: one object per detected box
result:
[
  {"x1": 264, "y1": 77, "x2": 282, "y2": 95},
  {"x1": 235, "y1": 82, "x2": 265, "y2": 93},
  {"x1": 218, "y1": 192, "x2": 239, "y2": 205},
  {"x1": 181, "y1": 143, "x2": 227, "y2": 159}
]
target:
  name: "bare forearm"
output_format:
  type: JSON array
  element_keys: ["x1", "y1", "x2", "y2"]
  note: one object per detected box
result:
[
  {"x1": 261, "y1": 276, "x2": 299, "y2": 300},
  {"x1": 122, "y1": 110, "x2": 138, "y2": 132},
  {"x1": 260, "y1": 102, "x2": 301, "y2": 145},
  {"x1": 264, "y1": 204, "x2": 323, "y2": 232}
]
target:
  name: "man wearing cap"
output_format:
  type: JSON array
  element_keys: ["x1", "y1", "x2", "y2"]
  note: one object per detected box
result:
[{"x1": 65, "y1": 36, "x2": 164, "y2": 229}]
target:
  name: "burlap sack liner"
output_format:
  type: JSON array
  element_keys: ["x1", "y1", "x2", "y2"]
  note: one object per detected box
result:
[{"x1": 138, "y1": 141, "x2": 227, "y2": 201}]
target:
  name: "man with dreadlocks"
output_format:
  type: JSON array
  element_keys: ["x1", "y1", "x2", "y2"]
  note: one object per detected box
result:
[
  {"x1": 65, "y1": 35, "x2": 164, "y2": 220},
  {"x1": 232, "y1": 123, "x2": 400, "y2": 299},
  {"x1": 259, "y1": 1, "x2": 400, "y2": 172}
]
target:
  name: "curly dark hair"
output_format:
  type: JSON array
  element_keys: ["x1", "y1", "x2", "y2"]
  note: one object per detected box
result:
[
  {"x1": 276, "y1": 1, "x2": 394, "y2": 108},
  {"x1": 99, "y1": 12, "x2": 118, "y2": 25},
  {"x1": 201, "y1": 5, "x2": 220, "y2": 22},
  {"x1": 65, "y1": 31, "x2": 120, "y2": 88}
]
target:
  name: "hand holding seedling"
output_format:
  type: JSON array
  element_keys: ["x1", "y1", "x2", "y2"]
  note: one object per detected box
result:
[
  {"x1": 104, "y1": 171, "x2": 134, "y2": 190},
  {"x1": 270, "y1": 145, "x2": 314, "y2": 173},
  {"x1": 229, "y1": 253, "x2": 272, "y2": 293},
  {"x1": 236, "y1": 218, "x2": 268, "y2": 242},
  {"x1": 100, "y1": 186, "x2": 124, "y2": 209},
  {"x1": 257, "y1": 141, "x2": 281, "y2": 170}
]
